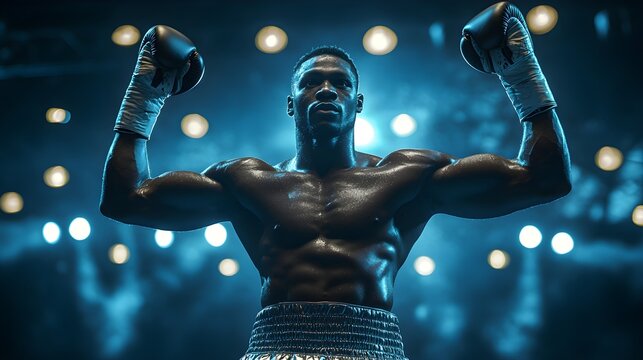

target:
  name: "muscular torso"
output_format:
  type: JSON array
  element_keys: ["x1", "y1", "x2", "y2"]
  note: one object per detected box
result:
[{"x1": 213, "y1": 151, "x2": 441, "y2": 311}]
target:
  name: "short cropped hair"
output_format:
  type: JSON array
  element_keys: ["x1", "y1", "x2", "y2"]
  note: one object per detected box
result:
[{"x1": 291, "y1": 46, "x2": 359, "y2": 89}]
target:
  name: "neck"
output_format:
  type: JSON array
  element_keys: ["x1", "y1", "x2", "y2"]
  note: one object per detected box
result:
[{"x1": 293, "y1": 128, "x2": 356, "y2": 176}]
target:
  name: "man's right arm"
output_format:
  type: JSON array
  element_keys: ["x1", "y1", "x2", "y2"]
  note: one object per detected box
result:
[
  {"x1": 100, "y1": 26, "x2": 239, "y2": 231},
  {"x1": 100, "y1": 132, "x2": 240, "y2": 231}
]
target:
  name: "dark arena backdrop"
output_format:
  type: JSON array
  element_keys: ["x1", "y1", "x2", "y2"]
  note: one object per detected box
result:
[{"x1": 1, "y1": 1, "x2": 641, "y2": 359}]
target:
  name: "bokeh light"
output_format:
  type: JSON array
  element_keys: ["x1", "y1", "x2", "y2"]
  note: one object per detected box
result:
[
  {"x1": 109, "y1": 244, "x2": 130, "y2": 264},
  {"x1": 363, "y1": 26, "x2": 398, "y2": 55},
  {"x1": 355, "y1": 117, "x2": 375, "y2": 146},
  {"x1": 519, "y1": 225, "x2": 542, "y2": 249},
  {"x1": 526, "y1": 5, "x2": 559, "y2": 35},
  {"x1": 181, "y1": 113, "x2": 209, "y2": 139},
  {"x1": 205, "y1": 223, "x2": 227, "y2": 247},
  {"x1": 391, "y1": 114, "x2": 417, "y2": 137},
  {"x1": 111, "y1": 25, "x2": 141, "y2": 46},
  {"x1": 43, "y1": 166, "x2": 69, "y2": 188},
  {"x1": 595, "y1": 146, "x2": 623, "y2": 171},
  {"x1": 488, "y1": 249, "x2": 510, "y2": 269},
  {"x1": 42, "y1": 222, "x2": 61, "y2": 244},
  {"x1": 551, "y1": 232, "x2": 574, "y2": 254},
  {"x1": 632, "y1": 205, "x2": 643, "y2": 226},
  {"x1": 45, "y1": 107, "x2": 71, "y2": 124},
  {"x1": 154, "y1": 230, "x2": 174, "y2": 248},
  {"x1": 218, "y1": 258, "x2": 239, "y2": 276},
  {"x1": 255, "y1": 26, "x2": 288, "y2": 54},
  {"x1": 0, "y1": 192, "x2": 23, "y2": 214},
  {"x1": 69, "y1": 217, "x2": 91, "y2": 241},
  {"x1": 414, "y1": 256, "x2": 436, "y2": 276}
]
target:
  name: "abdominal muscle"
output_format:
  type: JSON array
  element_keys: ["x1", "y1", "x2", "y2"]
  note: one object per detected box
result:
[{"x1": 259, "y1": 235, "x2": 399, "y2": 311}]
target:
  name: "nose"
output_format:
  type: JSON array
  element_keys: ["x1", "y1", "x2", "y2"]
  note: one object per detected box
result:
[{"x1": 315, "y1": 80, "x2": 338, "y2": 101}]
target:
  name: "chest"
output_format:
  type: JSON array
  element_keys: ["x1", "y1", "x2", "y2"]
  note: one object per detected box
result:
[{"x1": 234, "y1": 168, "x2": 418, "y2": 239}]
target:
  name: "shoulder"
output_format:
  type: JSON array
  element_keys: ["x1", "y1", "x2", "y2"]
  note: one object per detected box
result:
[
  {"x1": 356, "y1": 151, "x2": 382, "y2": 167},
  {"x1": 378, "y1": 149, "x2": 455, "y2": 169},
  {"x1": 202, "y1": 157, "x2": 274, "y2": 180}
]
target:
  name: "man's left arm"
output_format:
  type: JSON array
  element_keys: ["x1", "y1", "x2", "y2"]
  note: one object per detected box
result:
[
  {"x1": 427, "y1": 108, "x2": 570, "y2": 218},
  {"x1": 423, "y1": 2, "x2": 571, "y2": 219}
]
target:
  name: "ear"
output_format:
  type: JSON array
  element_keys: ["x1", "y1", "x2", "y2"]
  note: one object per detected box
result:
[
  {"x1": 356, "y1": 93, "x2": 364, "y2": 113},
  {"x1": 287, "y1": 95, "x2": 294, "y2": 117}
]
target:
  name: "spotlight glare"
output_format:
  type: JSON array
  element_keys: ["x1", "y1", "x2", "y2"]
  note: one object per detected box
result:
[
  {"x1": 43, "y1": 222, "x2": 61, "y2": 244},
  {"x1": 219, "y1": 258, "x2": 239, "y2": 276},
  {"x1": 551, "y1": 232, "x2": 574, "y2": 254},
  {"x1": 112, "y1": 25, "x2": 141, "y2": 46},
  {"x1": 45, "y1": 108, "x2": 71, "y2": 124},
  {"x1": 633, "y1": 205, "x2": 643, "y2": 227},
  {"x1": 0, "y1": 192, "x2": 23, "y2": 214},
  {"x1": 69, "y1": 217, "x2": 91, "y2": 241},
  {"x1": 488, "y1": 249, "x2": 510, "y2": 269},
  {"x1": 255, "y1": 26, "x2": 288, "y2": 54},
  {"x1": 205, "y1": 223, "x2": 227, "y2": 247},
  {"x1": 43, "y1": 166, "x2": 70, "y2": 188},
  {"x1": 181, "y1": 113, "x2": 209, "y2": 139},
  {"x1": 519, "y1": 225, "x2": 542, "y2": 249},
  {"x1": 595, "y1": 146, "x2": 623, "y2": 171},
  {"x1": 391, "y1": 114, "x2": 417, "y2": 137},
  {"x1": 363, "y1": 26, "x2": 398, "y2": 55},
  {"x1": 354, "y1": 117, "x2": 375, "y2": 147},
  {"x1": 154, "y1": 230, "x2": 174, "y2": 248},
  {"x1": 414, "y1": 256, "x2": 436, "y2": 276},
  {"x1": 526, "y1": 5, "x2": 559, "y2": 35},
  {"x1": 109, "y1": 244, "x2": 130, "y2": 264}
]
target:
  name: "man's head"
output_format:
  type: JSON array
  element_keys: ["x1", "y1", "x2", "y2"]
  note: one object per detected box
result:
[{"x1": 288, "y1": 46, "x2": 364, "y2": 140}]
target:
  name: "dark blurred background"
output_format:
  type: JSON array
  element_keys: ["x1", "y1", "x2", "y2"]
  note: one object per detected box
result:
[{"x1": 1, "y1": 1, "x2": 641, "y2": 359}]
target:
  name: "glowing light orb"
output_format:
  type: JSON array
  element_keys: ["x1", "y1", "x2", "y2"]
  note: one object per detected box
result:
[
  {"x1": 633, "y1": 205, "x2": 643, "y2": 227},
  {"x1": 391, "y1": 114, "x2": 417, "y2": 137},
  {"x1": 488, "y1": 249, "x2": 510, "y2": 269},
  {"x1": 45, "y1": 107, "x2": 71, "y2": 124},
  {"x1": 551, "y1": 232, "x2": 574, "y2": 254},
  {"x1": 109, "y1": 244, "x2": 130, "y2": 264},
  {"x1": 181, "y1": 113, "x2": 209, "y2": 139},
  {"x1": 0, "y1": 192, "x2": 23, "y2": 214},
  {"x1": 205, "y1": 223, "x2": 227, "y2": 247},
  {"x1": 526, "y1": 5, "x2": 559, "y2": 35},
  {"x1": 363, "y1": 26, "x2": 398, "y2": 55},
  {"x1": 42, "y1": 222, "x2": 61, "y2": 244},
  {"x1": 43, "y1": 166, "x2": 69, "y2": 188},
  {"x1": 414, "y1": 256, "x2": 436, "y2": 276},
  {"x1": 154, "y1": 230, "x2": 174, "y2": 248},
  {"x1": 69, "y1": 217, "x2": 91, "y2": 241},
  {"x1": 111, "y1": 25, "x2": 141, "y2": 46},
  {"x1": 354, "y1": 117, "x2": 375, "y2": 146},
  {"x1": 255, "y1": 26, "x2": 288, "y2": 54},
  {"x1": 519, "y1": 225, "x2": 542, "y2": 249},
  {"x1": 219, "y1": 258, "x2": 239, "y2": 276},
  {"x1": 595, "y1": 146, "x2": 623, "y2": 171}
]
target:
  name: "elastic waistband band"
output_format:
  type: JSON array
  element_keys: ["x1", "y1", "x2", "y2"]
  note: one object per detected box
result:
[{"x1": 244, "y1": 302, "x2": 407, "y2": 359}]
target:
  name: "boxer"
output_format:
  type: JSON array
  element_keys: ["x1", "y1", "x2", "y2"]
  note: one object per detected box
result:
[{"x1": 100, "y1": 3, "x2": 571, "y2": 359}]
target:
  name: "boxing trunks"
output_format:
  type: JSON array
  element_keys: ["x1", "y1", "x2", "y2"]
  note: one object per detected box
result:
[{"x1": 240, "y1": 302, "x2": 408, "y2": 360}]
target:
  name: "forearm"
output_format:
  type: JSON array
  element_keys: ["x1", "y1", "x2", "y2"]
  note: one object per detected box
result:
[
  {"x1": 517, "y1": 109, "x2": 571, "y2": 195},
  {"x1": 100, "y1": 132, "x2": 151, "y2": 215}
]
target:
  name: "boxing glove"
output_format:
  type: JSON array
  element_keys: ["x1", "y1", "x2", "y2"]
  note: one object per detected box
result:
[
  {"x1": 114, "y1": 25, "x2": 205, "y2": 139},
  {"x1": 460, "y1": 2, "x2": 556, "y2": 120}
]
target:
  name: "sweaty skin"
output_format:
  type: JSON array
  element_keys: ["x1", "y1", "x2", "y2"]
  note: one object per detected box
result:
[{"x1": 101, "y1": 55, "x2": 571, "y2": 311}]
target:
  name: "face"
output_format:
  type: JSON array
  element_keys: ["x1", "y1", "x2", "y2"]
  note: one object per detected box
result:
[{"x1": 288, "y1": 55, "x2": 363, "y2": 139}]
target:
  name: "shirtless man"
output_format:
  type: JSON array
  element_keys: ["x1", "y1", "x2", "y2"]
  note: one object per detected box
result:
[{"x1": 100, "y1": 3, "x2": 571, "y2": 359}]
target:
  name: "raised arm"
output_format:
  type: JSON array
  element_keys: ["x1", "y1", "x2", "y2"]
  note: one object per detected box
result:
[
  {"x1": 100, "y1": 133, "x2": 239, "y2": 230},
  {"x1": 100, "y1": 26, "x2": 239, "y2": 230},
  {"x1": 404, "y1": 2, "x2": 571, "y2": 220},
  {"x1": 428, "y1": 108, "x2": 570, "y2": 218}
]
